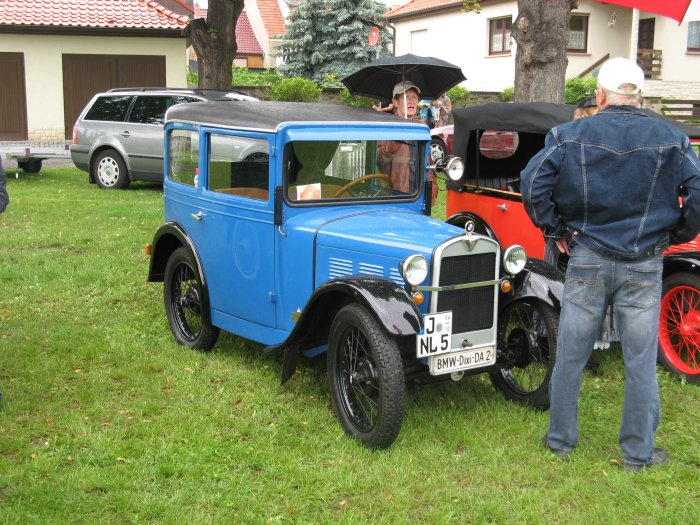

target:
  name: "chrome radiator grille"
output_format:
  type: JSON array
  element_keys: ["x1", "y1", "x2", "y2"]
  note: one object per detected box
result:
[{"x1": 436, "y1": 253, "x2": 496, "y2": 333}]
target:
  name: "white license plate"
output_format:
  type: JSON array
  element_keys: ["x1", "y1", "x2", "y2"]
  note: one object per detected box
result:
[
  {"x1": 416, "y1": 311, "x2": 452, "y2": 358},
  {"x1": 428, "y1": 346, "x2": 496, "y2": 375}
]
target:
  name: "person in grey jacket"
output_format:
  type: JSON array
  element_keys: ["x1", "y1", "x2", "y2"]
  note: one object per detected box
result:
[
  {"x1": 0, "y1": 157, "x2": 8, "y2": 214},
  {"x1": 520, "y1": 57, "x2": 700, "y2": 471}
]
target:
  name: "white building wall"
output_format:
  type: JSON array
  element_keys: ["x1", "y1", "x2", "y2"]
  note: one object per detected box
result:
[
  {"x1": 392, "y1": 0, "x2": 700, "y2": 93},
  {"x1": 651, "y1": 15, "x2": 700, "y2": 82},
  {"x1": 0, "y1": 34, "x2": 186, "y2": 139},
  {"x1": 393, "y1": 2, "x2": 517, "y2": 92},
  {"x1": 244, "y1": 3, "x2": 277, "y2": 68}
]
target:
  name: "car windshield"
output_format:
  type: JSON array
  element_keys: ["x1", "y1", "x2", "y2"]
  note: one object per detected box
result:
[{"x1": 285, "y1": 139, "x2": 423, "y2": 202}]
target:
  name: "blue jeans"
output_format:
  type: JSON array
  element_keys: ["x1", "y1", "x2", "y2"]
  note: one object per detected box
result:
[{"x1": 546, "y1": 243, "x2": 663, "y2": 464}]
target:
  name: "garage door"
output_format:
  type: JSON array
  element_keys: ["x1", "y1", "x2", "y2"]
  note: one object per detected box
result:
[
  {"x1": 0, "y1": 52, "x2": 28, "y2": 140},
  {"x1": 62, "y1": 54, "x2": 166, "y2": 139}
]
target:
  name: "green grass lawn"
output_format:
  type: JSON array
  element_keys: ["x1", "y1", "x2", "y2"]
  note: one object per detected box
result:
[{"x1": 1, "y1": 166, "x2": 700, "y2": 524}]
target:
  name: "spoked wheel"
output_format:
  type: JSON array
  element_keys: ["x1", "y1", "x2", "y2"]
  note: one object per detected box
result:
[
  {"x1": 658, "y1": 272, "x2": 700, "y2": 383},
  {"x1": 164, "y1": 247, "x2": 220, "y2": 351},
  {"x1": 328, "y1": 304, "x2": 405, "y2": 449},
  {"x1": 490, "y1": 299, "x2": 558, "y2": 409}
]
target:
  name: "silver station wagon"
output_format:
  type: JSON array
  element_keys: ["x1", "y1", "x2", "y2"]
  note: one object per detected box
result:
[{"x1": 70, "y1": 87, "x2": 258, "y2": 189}]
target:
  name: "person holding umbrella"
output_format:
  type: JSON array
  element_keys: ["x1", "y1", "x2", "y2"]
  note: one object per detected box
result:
[{"x1": 377, "y1": 81, "x2": 438, "y2": 205}]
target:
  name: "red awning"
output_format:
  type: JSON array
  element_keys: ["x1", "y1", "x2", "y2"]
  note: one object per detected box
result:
[{"x1": 591, "y1": 1, "x2": 691, "y2": 23}]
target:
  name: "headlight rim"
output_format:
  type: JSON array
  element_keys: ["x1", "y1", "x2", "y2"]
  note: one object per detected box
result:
[
  {"x1": 401, "y1": 254, "x2": 429, "y2": 286},
  {"x1": 502, "y1": 245, "x2": 527, "y2": 275}
]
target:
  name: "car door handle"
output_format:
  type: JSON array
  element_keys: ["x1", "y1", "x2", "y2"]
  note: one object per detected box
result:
[
  {"x1": 191, "y1": 211, "x2": 203, "y2": 221},
  {"x1": 121, "y1": 131, "x2": 131, "y2": 138},
  {"x1": 497, "y1": 203, "x2": 508, "y2": 211}
]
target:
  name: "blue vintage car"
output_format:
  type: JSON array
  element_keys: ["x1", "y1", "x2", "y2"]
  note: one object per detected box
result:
[{"x1": 147, "y1": 101, "x2": 560, "y2": 448}]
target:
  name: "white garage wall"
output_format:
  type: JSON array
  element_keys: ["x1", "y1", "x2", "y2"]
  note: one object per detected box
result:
[{"x1": 0, "y1": 34, "x2": 186, "y2": 140}]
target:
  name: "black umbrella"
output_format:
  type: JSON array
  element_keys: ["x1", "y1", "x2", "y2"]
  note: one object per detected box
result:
[{"x1": 341, "y1": 53, "x2": 467, "y2": 101}]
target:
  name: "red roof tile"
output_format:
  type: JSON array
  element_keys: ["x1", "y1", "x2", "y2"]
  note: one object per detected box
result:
[
  {"x1": 0, "y1": 0, "x2": 189, "y2": 30},
  {"x1": 385, "y1": 0, "x2": 463, "y2": 19},
  {"x1": 236, "y1": 11, "x2": 263, "y2": 55},
  {"x1": 257, "y1": 0, "x2": 286, "y2": 37},
  {"x1": 188, "y1": 6, "x2": 262, "y2": 55}
]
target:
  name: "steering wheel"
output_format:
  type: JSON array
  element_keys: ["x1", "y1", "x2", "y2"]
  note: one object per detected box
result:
[{"x1": 333, "y1": 173, "x2": 393, "y2": 198}]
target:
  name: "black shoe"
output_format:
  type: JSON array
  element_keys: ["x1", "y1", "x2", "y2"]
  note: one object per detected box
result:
[
  {"x1": 542, "y1": 435, "x2": 573, "y2": 459},
  {"x1": 621, "y1": 448, "x2": 669, "y2": 472}
]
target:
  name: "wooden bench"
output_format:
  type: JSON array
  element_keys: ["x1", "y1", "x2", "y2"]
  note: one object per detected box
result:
[{"x1": 660, "y1": 99, "x2": 700, "y2": 123}]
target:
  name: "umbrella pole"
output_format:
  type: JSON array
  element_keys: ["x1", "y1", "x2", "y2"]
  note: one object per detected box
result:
[{"x1": 402, "y1": 72, "x2": 407, "y2": 118}]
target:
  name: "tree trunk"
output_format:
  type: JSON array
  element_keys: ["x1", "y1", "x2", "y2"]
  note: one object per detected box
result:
[
  {"x1": 183, "y1": 0, "x2": 244, "y2": 89},
  {"x1": 512, "y1": 0, "x2": 578, "y2": 103}
]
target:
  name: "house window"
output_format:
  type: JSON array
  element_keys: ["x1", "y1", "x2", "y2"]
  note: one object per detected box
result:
[
  {"x1": 489, "y1": 17, "x2": 512, "y2": 55},
  {"x1": 568, "y1": 14, "x2": 589, "y2": 52},
  {"x1": 689, "y1": 21, "x2": 700, "y2": 51}
]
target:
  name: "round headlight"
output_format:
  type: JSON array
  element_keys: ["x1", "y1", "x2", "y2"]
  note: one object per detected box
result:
[
  {"x1": 445, "y1": 157, "x2": 464, "y2": 181},
  {"x1": 503, "y1": 245, "x2": 527, "y2": 275},
  {"x1": 402, "y1": 254, "x2": 428, "y2": 286}
]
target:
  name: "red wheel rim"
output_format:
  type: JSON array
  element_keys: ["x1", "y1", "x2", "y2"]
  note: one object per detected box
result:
[{"x1": 659, "y1": 285, "x2": 700, "y2": 376}]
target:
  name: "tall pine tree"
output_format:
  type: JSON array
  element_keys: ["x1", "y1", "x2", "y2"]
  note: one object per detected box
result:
[{"x1": 278, "y1": 0, "x2": 392, "y2": 84}]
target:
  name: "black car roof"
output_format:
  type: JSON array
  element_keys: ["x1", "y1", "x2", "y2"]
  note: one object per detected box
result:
[{"x1": 165, "y1": 101, "x2": 409, "y2": 132}]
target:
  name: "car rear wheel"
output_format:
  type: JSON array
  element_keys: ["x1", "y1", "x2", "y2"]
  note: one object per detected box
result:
[
  {"x1": 490, "y1": 299, "x2": 558, "y2": 409},
  {"x1": 164, "y1": 247, "x2": 220, "y2": 351},
  {"x1": 658, "y1": 272, "x2": 700, "y2": 383},
  {"x1": 328, "y1": 303, "x2": 405, "y2": 449},
  {"x1": 93, "y1": 149, "x2": 130, "y2": 189}
]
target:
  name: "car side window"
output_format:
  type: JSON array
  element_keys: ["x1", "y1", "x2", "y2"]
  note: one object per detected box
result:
[
  {"x1": 207, "y1": 134, "x2": 270, "y2": 200},
  {"x1": 84, "y1": 95, "x2": 132, "y2": 122},
  {"x1": 169, "y1": 129, "x2": 199, "y2": 187},
  {"x1": 129, "y1": 96, "x2": 172, "y2": 125},
  {"x1": 172, "y1": 96, "x2": 200, "y2": 105}
]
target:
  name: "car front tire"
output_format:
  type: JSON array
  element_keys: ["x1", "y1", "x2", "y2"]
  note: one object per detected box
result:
[
  {"x1": 93, "y1": 149, "x2": 130, "y2": 189},
  {"x1": 328, "y1": 303, "x2": 405, "y2": 449},
  {"x1": 490, "y1": 299, "x2": 558, "y2": 409}
]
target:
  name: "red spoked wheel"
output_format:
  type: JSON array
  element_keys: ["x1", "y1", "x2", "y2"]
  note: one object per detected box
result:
[{"x1": 658, "y1": 272, "x2": 700, "y2": 383}]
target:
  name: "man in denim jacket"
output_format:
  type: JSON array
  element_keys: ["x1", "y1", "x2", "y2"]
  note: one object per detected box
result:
[{"x1": 521, "y1": 57, "x2": 700, "y2": 471}]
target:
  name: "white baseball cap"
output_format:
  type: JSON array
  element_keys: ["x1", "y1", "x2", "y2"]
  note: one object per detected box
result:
[
  {"x1": 597, "y1": 57, "x2": 645, "y2": 95},
  {"x1": 392, "y1": 80, "x2": 421, "y2": 98}
]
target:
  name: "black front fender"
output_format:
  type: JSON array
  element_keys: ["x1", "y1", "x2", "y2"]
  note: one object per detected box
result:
[
  {"x1": 446, "y1": 211, "x2": 500, "y2": 243},
  {"x1": 272, "y1": 276, "x2": 423, "y2": 384},
  {"x1": 502, "y1": 258, "x2": 564, "y2": 310},
  {"x1": 663, "y1": 251, "x2": 700, "y2": 277}
]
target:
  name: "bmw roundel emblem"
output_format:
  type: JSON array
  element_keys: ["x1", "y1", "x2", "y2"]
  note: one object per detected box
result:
[{"x1": 465, "y1": 220, "x2": 475, "y2": 235}]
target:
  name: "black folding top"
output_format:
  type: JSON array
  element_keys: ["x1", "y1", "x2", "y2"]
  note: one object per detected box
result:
[{"x1": 453, "y1": 102, "x2": 699, "y2": 161}]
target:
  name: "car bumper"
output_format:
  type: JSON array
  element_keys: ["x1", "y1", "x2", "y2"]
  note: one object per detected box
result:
[{"x1": 70, "y1": 145, "x2": 90, "y2": 172}]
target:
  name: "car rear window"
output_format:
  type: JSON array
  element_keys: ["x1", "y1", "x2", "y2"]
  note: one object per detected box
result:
[{"x1": 84, "y1": 95, "x2": 133, "y2": 122}]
